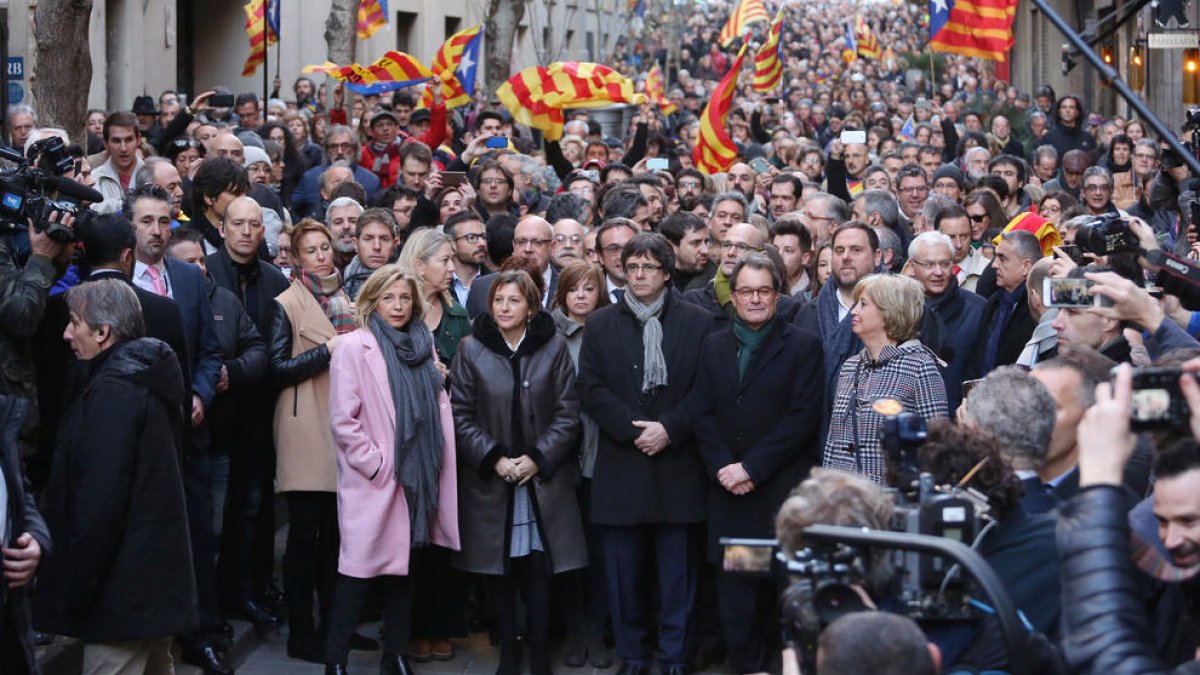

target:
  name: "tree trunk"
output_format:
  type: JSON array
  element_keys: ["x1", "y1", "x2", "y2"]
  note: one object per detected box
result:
[
  {"x1": 31, "y1": 0, "x2": 93, "y2": 144},
  {"x1": 324, "y1": 0, "x2": 359, "y2": 110},
  {"x1": 485, "y1": 0, "x2": 526, "y2": 99}
]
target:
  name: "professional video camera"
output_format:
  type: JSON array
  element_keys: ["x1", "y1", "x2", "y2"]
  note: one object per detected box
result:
[
  {"x1": 721, "y1": 407, "x2": 1006, "y2": 673},
  {"x1": 1074, "y1": 213, "x2": 1140, "y2": 257},
  {"x1": 0, "y1": 137, "x2": 101, "y2": 243}
]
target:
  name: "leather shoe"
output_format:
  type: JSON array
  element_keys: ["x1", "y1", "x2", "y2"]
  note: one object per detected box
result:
[
  {"x1": 257, "y1": 580, "x2": 285, "y2": 605},
  {"x1": 325, "y1": 665, "x2": 350, "y2": 675},
  {"x1": 430, "y1": 638, "x2": 454, "y2": 660},
  {"x1": 381, "y1": 652, "x2": 414, "y2": 675},
  {"x1": 407, "y1": 637, "x2": 432, "y2": 662},
  {"x1": 228, "y1": 600, "x2": 284, "y2": 626},
  {"x1": 180, "y1": 642, "x2": 235, "y2": 675},
  {"x1": 616, "y1": 664, "x2": 650, "y2": 675}
]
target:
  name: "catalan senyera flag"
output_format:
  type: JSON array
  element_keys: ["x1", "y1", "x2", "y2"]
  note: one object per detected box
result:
[
  {"x1": 496, "y1": 62, "x2": 646, "y2": 142},
  {"x1": 420, "y1": 25, "x2": 484, "y2": 109},
  {"x1": 303, "y1": 51, "x2": 432, "y2": 95},
  {"x1": 718, "y1": 0, "x2": 770, "y2": 47},
  {"x1": 693, "y1": 38, "x2": 750, "y2": 175},
  {"x1": 929, "y1": 0, "x2": 1018, "y2": 61},
  {"x1": 995, "y1": 212, "x2": 1062, "y2": 257},
  {"x1": 856, "y1": 17, "x2": 881, "y2": 59},
  {"x1": 357, "y1": 0, "x2": 389, "y2": 40},
  {"x1": 645, "y1": 64, "x2": 677, "y2": 115},
  {"x1": 241, "y1": 0, "x2": 279, "y2": 77},
  {"x1": 753, "y1": 8, "x2": 785, "y2": 92}
]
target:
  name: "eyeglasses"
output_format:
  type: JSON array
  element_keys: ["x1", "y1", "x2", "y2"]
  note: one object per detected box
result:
[
  {"x1": 327, "y1": 142, "x2": 355, "y2": 151},
  {"x1": 719, "y1": 241, "x2": 763, "y2": 253},
  {"x1": 732, "y1": 287, "x2": 776, "y2": 300},
  {"x1": 513, "y1": 237, "x2": 551, "y2": 248},
  {"x1": 678, "y1": 180, "x2": 703, "y2": 189},
  {"x1": 555, "y1": 234, "x2": 584, "y2": 243},
  {"x1": 624, "y1": 263, "x2": 663, "y2": 275},
  {"x1": 455, "y1": 233, "x2": 486, "y2": 244},
  {"x1": 968, "y1": 213, "x2": 988, "y2": 223},
  {"x1": 910, "y1": 259, "x2": 954, "y2": 271}
]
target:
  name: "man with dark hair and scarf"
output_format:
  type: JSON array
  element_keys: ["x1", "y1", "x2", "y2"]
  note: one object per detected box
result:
[{"x1": 578, "y1": 233, "x2": 714, "y2": 675}]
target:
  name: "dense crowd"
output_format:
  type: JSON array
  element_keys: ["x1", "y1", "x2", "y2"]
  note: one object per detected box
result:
[{"x1": 3, "y1": 1, "x2": 1200, "y2": 675}]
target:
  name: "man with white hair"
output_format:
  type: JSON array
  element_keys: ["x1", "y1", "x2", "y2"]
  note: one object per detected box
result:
[
  {"x1": 7, "y1": 105, "x2": 35, "y2": 151},
  {"x1": 908, "y1": 230, "x2": 985, "y2": 410},
  {"x1": 133, "y1": 157, "x2": 187, "y2": 225},
  {"x1": 325, "y1": 197, "x2": 364, "y2": 272},
  {"x1": 963, "y1": 146, "x2": 992, "y2": 182}
]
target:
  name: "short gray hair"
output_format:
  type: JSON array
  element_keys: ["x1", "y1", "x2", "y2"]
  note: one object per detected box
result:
[
  {"x1": 964, "y1": 366, "x2": 1055, "y2": 470},
  {"x1": 730, "y1": 253, "x2": 783, "y2": 292},
  {"x1": 710, "y1": 191, "x2": 749, "y2": 219},
  {"x1": 7, "y1": 104, "x2": 35, "y2": 123},
  {"x1": 856, "y1": 189, "x2": 901, "y2": 230},
  {"x1": 66, "y1": 279, "x2": 146, "y2": 345},
  {"x1": 907, "y1": 231, "x2": 953, "y2": 261},
  {"x1": 1083, "y1": 165, "x2": 1113, "y2": 190},
  {"x1": 134, "y1": 157, "x2": 174, "y2": 189},
  {"x1": 325, "y1": 196, "x2": 363, "y2": 224}
]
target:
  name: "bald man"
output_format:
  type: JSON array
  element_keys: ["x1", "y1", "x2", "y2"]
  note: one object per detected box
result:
[
  {"x1": 464, "y1": 215, "x2": 560, "y2": 319},
  {"x1": 682, "y1": 222, "x2": 800, "y2": 326},
  {"x1": 210, "y1": 132, "x2": 246, "y2": 165}
]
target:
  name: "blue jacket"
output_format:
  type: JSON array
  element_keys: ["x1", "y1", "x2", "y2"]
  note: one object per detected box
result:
[
  {"x1": 163, "y1": 257, "x2": 223, "y2": 407},
  {"x1": 291, "y1": 164, "x2": 382, "y2": 220},
  {"x1": 925, "y1": 276, "x2": 985, "y2": 411}
]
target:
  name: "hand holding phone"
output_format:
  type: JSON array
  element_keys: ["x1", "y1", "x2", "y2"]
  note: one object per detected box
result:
[
  {"x1": 647, "y1": 157, "x2": 669, "y2": 171},
  {"x1": 840, "y1": 130, "x2": 866, "y2": 145},
  {"x1": 749, "y1": 157, "x2": 772, "y2": 173}
]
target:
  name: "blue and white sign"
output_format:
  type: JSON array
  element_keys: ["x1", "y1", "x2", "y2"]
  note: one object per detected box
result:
[
  {"x1": 7, "y1": 57, "x2": 24, "y2": 81},
  {"x1": 7, "y1": 82, "x2": 24, "y2": 105}
]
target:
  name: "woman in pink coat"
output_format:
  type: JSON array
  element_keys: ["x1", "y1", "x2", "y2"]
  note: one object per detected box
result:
[{"x1": 327, "y1": 264, "x2": 460, "y2": 675}]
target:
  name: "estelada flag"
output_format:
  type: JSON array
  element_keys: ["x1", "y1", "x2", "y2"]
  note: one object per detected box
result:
[
  {"x1": 929, "y1": 0, "x2": 1018, "y2": 61},
  {"x1": 753, "y1": 8, "x2": 785, "y2": 92},
  {"x1": 496, "y1": 62, "x2": 646, "y2": 141},
  {"x1": 841, "y1": 22, "x2": 858, "y2": 63},
  {"x1": 421, "y1": 25, "x2": 484, "y2": 109},
  {"x1": 645, "y1": 64, "x2": 677, "y2": 115},
  {"x1": 303, "y1": 51, "x2": 433, "y2": 95},
  {"x1": 994, "y1": 211, "x2": 1062, "y2": 257},
  {"x1": 856, "y1": 17, "x2": 881, "y2": 59},
  {"x1": 693, "y1": 38, "x2": 750, "y2": 175},
  {"x1": 241, "y1": 0, "x2": 278, "y2": 77},
  {"x1": 718, "y1": 0, "x2": 770, "y2": 47},
  {"x1": 357, "y1": 0, "x2": 389, "y2": 40}
]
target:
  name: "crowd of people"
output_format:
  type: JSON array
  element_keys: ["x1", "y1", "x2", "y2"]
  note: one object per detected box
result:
[{"x1": 3, "y1": 1, "x2": 1200, "y2": 674}]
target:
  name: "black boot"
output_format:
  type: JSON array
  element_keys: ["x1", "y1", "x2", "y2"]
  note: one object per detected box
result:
[
  {"x1": 325, "y1": 665, "x2": 349, "y2": 675},
  {"x1": 562, "y1": 636, "x2": 587, "y2": 668},
  {"x1": 381, "y1": 653, "x2": 414, "y2": 675},
  {"x1": 496, "y1": 641, "x2": 522, "y2": 675},
  {"x1": 529, "y1": 641, "x2": 553, "y2": 675}
]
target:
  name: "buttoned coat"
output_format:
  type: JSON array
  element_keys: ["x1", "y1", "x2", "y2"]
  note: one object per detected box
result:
[
  {"x1": 577, "y1": 290, "x2": 715, "y2": 525},
  {"x1": 329, "y1": 328, "x2": 460, "y2": 578},
  {"x1": 691, "y1": 320, "x2": 825, "y2": 558}
]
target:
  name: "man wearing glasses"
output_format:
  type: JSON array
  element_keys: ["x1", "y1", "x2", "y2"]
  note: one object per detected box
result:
[
  {"x1": 1081, "y1": 167, "x2": 1126, "y2": 217},
  {"x1": 909, "y1": 230, "x2": 985, "y2": 410},
  {"x1": 445, "y1": 212, "x2": 489, "y2": 307},
  {"x1": 684, "y1": 223, "x2": 798, "y2": 326},
  {"x1": 292, "y1": 126, "x2": 382, "y2": 220},
  {"x1": 464, "y1": 215, "x2": 558, "y2": 318}
]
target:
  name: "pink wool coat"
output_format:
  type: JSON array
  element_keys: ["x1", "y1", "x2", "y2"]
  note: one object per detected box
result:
[{"x1": 329, "y1": 328, "x2": 461, "y2": 578}]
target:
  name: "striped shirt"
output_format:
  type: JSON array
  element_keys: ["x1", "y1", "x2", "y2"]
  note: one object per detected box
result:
[{"x1": 823, "y1": 340, "x2": 949, "y2": 484}]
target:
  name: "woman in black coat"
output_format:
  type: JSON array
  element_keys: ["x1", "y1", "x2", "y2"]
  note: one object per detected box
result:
[
  {"x1": 450, "y1": 268, "x2": 585, "y2": 675},
  {"x1": 690, "y1": 255, "x2": 825, "y2": 674},
  {"x1": 35, "y1": 280, "x2": 198, "y2": 663}
]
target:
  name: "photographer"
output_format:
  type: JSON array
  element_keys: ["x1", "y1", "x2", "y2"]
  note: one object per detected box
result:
[{"x1": 1057, "y1": 363, "x2": 1200, "y2": 674}]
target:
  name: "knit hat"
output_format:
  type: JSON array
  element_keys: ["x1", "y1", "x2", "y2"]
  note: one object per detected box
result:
[
  {"x1": 243, "y1": 145, "x2": 271, "y2": 168},
  {"x1": 932, "y1": 164, "x2": 968, "y2": 190}
]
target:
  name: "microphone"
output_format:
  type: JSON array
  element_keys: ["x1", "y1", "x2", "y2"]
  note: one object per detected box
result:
[{"x1": 45, "y1": 175, "x2": 105, "y2": 204}]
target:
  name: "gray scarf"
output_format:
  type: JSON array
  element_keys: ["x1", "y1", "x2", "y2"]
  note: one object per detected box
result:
[
  {"x1": 623, "y1": 289, "x2": 668, "y2": 392},
  {"x1": 368, "y1": 313, "x2": 444, "y2": 546}
]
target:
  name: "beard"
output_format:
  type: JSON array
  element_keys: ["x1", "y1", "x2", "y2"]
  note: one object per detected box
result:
[{"x1": 334, "y1": 239, "x2": 356, "y2": 254}]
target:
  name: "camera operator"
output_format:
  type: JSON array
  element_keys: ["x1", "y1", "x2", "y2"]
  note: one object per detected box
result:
[
  {"x1": 1057, "y1": 363, "x2": 1200, "y2": 674},
  {"x1": 1085, "y1": 269, "x2": 1200, "y2": 356},
  {"x1": 809, "y1": 612, "x2": 939, "y2": 675}
]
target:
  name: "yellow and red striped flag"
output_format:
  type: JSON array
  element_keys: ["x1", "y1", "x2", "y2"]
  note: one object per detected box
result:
[
  {"x1": 693, "y1": 39, "x2": 750, "y2": 175},
  {"x1": 753, "y1": 8, "x2": 785, "y2": 92},
  {"x1": 718, "y1": 0, "x2": 770, "y2": 47},
  {"x1": 420, "y1": 25, "x2": 484, "y2": 109},
  {"x1": 303, "y1": 51, "x2": 433, "y2": 95},
  {"x1": 357, "y1": 0, "x2": 389, "y2": 40},
  {"x1": 929, "y1": 0, "x2": 1018, "y2": 61},
  {"x1": 241, "y1": 0, "x2": 279, "y2": 77},
  {"x1": 496, "y1": 62, "x2": 647, "y2": 141},
  {"x1": 856, "y1": 17, "x2": 880, "y2": 59},
  {"x1": 645, "y1": 64, "x2": 677, "y2": 114}
]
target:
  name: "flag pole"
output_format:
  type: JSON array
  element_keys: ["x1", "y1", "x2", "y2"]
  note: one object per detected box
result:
[{"x1": 262, "y1": 2, "x2": 270, "y2": 116}]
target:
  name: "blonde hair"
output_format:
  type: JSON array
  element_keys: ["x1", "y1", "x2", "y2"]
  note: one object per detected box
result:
[
  {"x1": 353, "y1": 264, "x2": 425, "y2": 327},
  {"x1": 853, "y1": 274, "x2": 925, "y2": 343},
  {"x1": 397, "y1": 228, "x2": 454, "y2": 307}
]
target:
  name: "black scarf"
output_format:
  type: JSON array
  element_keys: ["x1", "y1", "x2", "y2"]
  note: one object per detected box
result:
[{"x1": 368, "y1": 314, "x2": 445, "y2": 546}]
